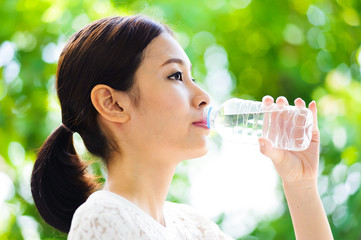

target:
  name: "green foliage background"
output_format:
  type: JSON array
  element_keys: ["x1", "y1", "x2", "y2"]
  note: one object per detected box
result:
[{"x1": 0, "y1": 0, "x2": 361, "y2": 239}]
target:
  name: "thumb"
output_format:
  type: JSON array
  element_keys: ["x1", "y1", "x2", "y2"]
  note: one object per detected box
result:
[{"x1": 258, "y1": 137, "x2": 285, "y2": 164}]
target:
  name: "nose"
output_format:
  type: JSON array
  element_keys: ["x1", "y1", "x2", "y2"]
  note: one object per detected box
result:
[{"x1": 192, "y1": 83, "x2": 211, "y2": 109}]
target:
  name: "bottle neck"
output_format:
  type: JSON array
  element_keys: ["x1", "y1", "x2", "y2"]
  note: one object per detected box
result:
[{"x1": 206, "y1": 106, "x2": 216, "y2": 129}]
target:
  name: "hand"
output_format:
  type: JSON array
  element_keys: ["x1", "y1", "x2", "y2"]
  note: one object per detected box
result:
[{"x1": 258, "y1": 96, "x2": 320, "y2": 187}]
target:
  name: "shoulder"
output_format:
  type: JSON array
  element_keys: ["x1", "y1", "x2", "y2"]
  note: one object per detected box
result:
[
  {"x1": 68, "y1": 190, "x2": 146, "y2": 240},
  {"x1": 71, "y1": 190, "x2": 134, "y2": 223}
]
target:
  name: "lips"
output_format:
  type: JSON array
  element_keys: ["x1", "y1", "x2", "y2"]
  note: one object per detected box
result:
[{"x1": 192, "y1": 119, "x2": 209, "y2": 129}]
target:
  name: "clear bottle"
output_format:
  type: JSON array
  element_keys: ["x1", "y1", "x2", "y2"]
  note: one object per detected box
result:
[{"x1": 206, "y1": 98, "x2": 314, "y2": 151}]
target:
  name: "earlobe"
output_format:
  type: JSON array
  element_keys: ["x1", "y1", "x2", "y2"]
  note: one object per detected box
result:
[
  {"x1": 117, "y1": 102, "x2": 130, "y2": 122},
  {"x1": 91, "y1": 84, "x2": 130, "y2": 123}
]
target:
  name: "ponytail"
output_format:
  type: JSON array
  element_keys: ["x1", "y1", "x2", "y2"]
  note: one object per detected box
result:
[{"x1": 31, "y1": 125, "x2": 99, "y2": 233}]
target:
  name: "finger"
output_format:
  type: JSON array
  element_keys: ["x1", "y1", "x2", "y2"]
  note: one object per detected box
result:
[
  {"x1": 265, "y1": 98, "x2": 278, "y2": 143},
  {"x1": 262, "y1": 96, "x2": 274, "y2": 137},
  {"x1": 276, "y1": 96, "x2": 289, "y2": 108},
  {"x1": 308, "y1": 100, "x2": 320, "y2": 144},
  {"x1": 262, "y1": 95, "x2": 274, "y2": 106},
  {"x1": 308, "y1": 100, "x2": 319, "y2": 132},
  {"x1": 294, "y1": 98, "x2": 306, "y2": 108},
  {"x1": 275, "y1": 97, "x2": 289, "y2": 146},
  {"x1": 258, "y1": 137, "x2": 285, "y2": 164}
]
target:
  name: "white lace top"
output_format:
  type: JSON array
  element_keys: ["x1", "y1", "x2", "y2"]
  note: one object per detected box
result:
[{"x1": 68, "y1": 190, "x2": 234, "y2": 240}]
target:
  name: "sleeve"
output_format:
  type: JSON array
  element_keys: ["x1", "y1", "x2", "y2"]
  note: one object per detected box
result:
[{"x1": 67, "y1": 202, "x2": 142, "y2": 240}]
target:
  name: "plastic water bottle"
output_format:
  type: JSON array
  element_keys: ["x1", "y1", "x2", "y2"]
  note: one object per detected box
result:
[{"x1": 205, "y1": 98, "x2": 313, "y2": 151}]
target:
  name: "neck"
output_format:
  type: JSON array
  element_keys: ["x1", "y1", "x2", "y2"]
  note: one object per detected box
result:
[{"x1": 104, "y1": 153, "x2": 178, "y2": 226}]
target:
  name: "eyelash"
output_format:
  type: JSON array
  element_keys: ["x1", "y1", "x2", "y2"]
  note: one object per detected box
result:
[{"x1": 168, "y1": 71, "x2": 196, "y2": 82}]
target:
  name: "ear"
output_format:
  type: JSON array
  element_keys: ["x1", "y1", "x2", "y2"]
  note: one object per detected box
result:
[{"x1": 91, "y1": 84, "x2": 130, "y2": 123}]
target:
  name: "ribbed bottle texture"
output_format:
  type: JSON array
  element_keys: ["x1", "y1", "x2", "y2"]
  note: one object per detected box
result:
[{"x1": 206, "y1": 98, "x2": 313, "y2": 151}]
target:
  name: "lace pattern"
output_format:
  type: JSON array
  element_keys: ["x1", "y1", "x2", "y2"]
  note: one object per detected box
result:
[{"x1": 68, "y1": 190, "x2": 234, "y2": 240}]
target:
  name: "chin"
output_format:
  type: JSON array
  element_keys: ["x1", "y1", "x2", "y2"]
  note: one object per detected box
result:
[{"x1": 187, "y1": 143, "x2": 209, "y2": 159}]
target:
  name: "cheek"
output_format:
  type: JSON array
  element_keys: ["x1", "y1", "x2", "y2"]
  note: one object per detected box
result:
[
  {"x1": 144, "y1": 88, "x2": 190, "y2": 135},
  {"x1": 148, "y1": 85, "x2": 189, "y2": 114}
]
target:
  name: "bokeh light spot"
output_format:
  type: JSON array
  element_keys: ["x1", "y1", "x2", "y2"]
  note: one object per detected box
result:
[
  {"x1": 8, "y1": 142, "x2": 25, "y2": 167},
  {"x1": 12, "y1": 31, "x2": 37, "y2": 52},
  {"x1": 332, "y1": 126, "x2": 347, "y2": 150},
  {"x1": 3, "y1": 61, "x2": 20, "y2": 84},
  {"x1": 41, "y1": 43, "x2": 63, "y2": 64},
  {"x1": 42, "y1": 5, "x2": 63, "y2": 23},
  {"x1": 192, "y1": 31, "x2": 216, "y2": 55},
  {"x1": 342, "y1": 8, "x2": 360, "y2": 26},
  {"x1": 0, "y1": 41, "x2": 15, "y2": 67},
  {"x1": 230, "y1": 0, "x2": 252, "y2": 10},
  {"x1": 307, "y1": 5, "x2": 326, "y2": 26},
  {"x1": 283, "y1": 24, "x2": 304, "y2": 45}
]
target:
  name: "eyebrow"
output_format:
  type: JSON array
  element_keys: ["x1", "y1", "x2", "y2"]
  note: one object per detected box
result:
[{"x1": 161, "y1": 58, "x2": 192, "y2": 70}]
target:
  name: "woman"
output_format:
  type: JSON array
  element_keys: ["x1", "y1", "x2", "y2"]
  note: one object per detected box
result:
[{"x1": 31, "y1": 15, "x2": 333, "y2": 239}]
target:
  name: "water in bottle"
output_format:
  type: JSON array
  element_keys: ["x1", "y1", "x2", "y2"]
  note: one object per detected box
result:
[{"x1": 205, "y1": 98, "x2": 313, "y2": 151}]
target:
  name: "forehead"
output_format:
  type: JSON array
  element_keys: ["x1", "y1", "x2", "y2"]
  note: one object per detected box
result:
[{"x1": 141, "y1": 33, "x2": 190, "y2": 68}]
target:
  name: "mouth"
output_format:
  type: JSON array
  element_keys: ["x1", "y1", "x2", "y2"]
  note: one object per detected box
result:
[{"x1": 192, "y1": 119, "x2": 209, "y2": 129}]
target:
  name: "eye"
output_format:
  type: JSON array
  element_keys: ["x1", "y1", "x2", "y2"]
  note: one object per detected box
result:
[{"x1": 168, "y1": 71, "x2": 183, "y2": 81}]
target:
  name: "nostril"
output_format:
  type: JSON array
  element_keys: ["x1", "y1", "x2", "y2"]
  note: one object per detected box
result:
[{"x1": 199, "y1": 101, "x2": 207, "y2": 107}]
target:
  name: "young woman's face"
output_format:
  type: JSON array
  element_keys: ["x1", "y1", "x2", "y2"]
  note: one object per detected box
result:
[{"x1": 127, "y1": 33, "x2": 210, "y2": 161}]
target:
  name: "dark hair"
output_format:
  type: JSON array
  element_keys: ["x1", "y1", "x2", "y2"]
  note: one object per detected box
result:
[{"x1": 31, "y1": 15, "x2": 172, "y2": 233}]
